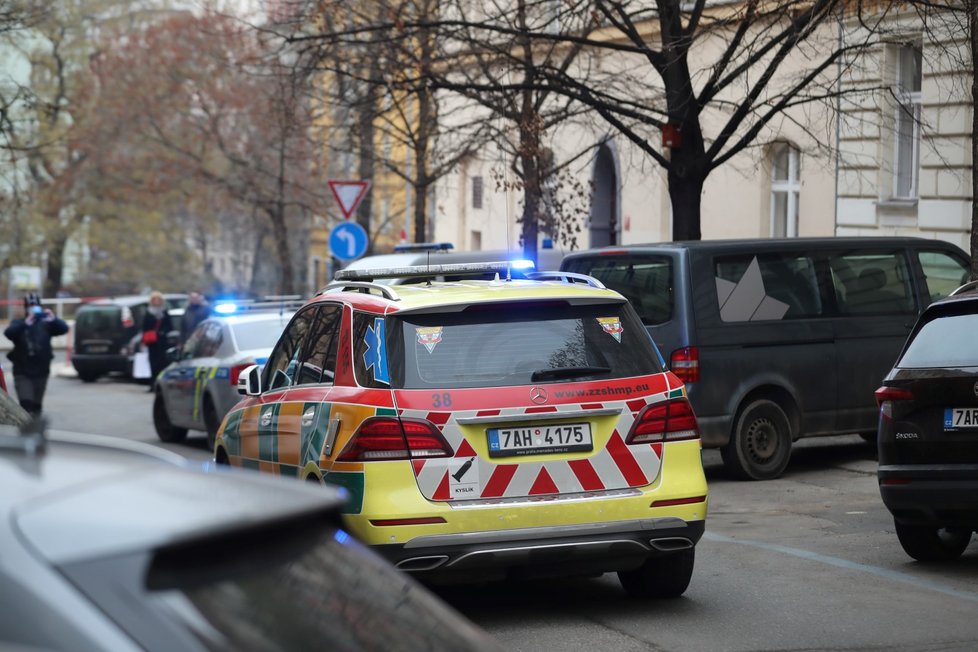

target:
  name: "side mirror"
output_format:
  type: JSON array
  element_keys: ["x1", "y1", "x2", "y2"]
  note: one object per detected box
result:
[{"x1": 237, "y1": 364, "x2": 262, "y2": 396}]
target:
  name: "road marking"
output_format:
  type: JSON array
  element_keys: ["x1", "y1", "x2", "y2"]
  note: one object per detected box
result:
[{"x1": 703, "y1": 531, "x2": 978, "y2": 603}]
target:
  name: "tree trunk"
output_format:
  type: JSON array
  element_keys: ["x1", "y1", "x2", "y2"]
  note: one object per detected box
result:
[
  {"x1": 668, "y1": 168, "x2": 705, "y2": 241},
  {"x1": 519, "y1": 133, "x2": 541, "y2": 265},
  {"x1": 45, "y1": 233, "x2": 66, "y2": 297},
  {"x1": 970, "y1": 0, "x2": 978, "y2": 280},
  {"x1": 357, "y1": 62, "x2": 381, "y2": 253},
  {"x1": 266, "y1": 206, "x2": 295, "y2": 295}
]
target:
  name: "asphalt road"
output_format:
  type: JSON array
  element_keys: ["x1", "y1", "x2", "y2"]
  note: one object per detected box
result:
[{"x1": 39, "y1": 359, "x2": 978, "y2": 651}]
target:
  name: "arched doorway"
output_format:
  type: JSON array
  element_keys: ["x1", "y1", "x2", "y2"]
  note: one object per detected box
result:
[{"x1": 590, "y1": 141, "x2": 620, "y2": 247}]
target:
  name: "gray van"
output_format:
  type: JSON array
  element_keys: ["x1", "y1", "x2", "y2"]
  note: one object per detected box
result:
[{"x1": 561, "y1": 237, "x2": 970, "y2": 480}]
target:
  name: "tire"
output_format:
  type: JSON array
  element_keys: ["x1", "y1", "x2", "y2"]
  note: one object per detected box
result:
[
  {"x1": 77, "y1": 371, "x2": 99, "y2": 383},
  {"x1": 894, "y1": 521, "x2": 971, "y2": 562},
  {"x1": 858, "y1": 432, "x2": 877, "y2": 444},
  {"x1": 618, "y1": 547, "x2": 695, "y2": 599},
  {"x1": 203, "y1": 397, "x2": 220, "y2": 452},
  {"x1": 153, "y1": 391, "x2": 188, "y2": 443},
  {"x1": 721, "y1": 399, "x2": 792, "y2": 481}
]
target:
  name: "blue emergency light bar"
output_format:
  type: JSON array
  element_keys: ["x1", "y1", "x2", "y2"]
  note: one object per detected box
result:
[
  {"x1": 334, "y1": 260, "x2": 534, "y2": 282},
  {"x1": 392, "y1": 242, "x2": 455, "y2": 253}
]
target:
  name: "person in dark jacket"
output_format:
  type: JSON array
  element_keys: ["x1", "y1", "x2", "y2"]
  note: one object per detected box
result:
[
  {"x1": 180, "y1": 291, "x2": 210, "y2": 345},
  {"x1": 142, "y1": 291, "x2": 174, "y2": 391},
  {"x1": 3, "y1": 293, "x2": 70, "y2": 416}
]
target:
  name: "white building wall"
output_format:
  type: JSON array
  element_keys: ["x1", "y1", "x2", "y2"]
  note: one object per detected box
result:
[{"x1": 837, "y1": 10, "x2": 972, "y2": 253}]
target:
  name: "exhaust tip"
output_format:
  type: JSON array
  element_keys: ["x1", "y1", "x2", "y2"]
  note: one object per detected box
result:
[
  {"x1": 649, "y1": 537, "x2": 693, "y2": 552},
  {"x1": 395, "y1": 555, "x2": 450, "y2": 572}
]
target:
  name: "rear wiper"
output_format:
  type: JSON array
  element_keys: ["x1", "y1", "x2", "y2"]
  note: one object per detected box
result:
[{"x1": 530, "y1": 366, "x2": 611, "y2": 382}]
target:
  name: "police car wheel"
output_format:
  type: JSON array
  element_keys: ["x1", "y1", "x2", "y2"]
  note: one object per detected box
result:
[
  {"x1": 204, "y1": 398, "x2": 219, "y2": 451},
  {"x1": 722, "y1": 399, "x2": 792, "y2": 481},
  {"x1": 894, "y1": 521, "x2": 971, "y2": 562},
  {"x1": 153, "y1": 391, "x2": 188, "y2": 443},
  {"x1": 618, "y1": 547, "x2": 694, "y2": 599}
]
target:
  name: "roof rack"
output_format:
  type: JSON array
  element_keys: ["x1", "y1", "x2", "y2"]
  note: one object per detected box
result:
[
  {"x1": 525, "y1": 271, "x2": 606, "y2": 289},
  {"x1": 334, "y1": 260, "x2": 532, "y2": 283},
  {"x1": 949, "y1": 280, "x2": 978, "y2": 296},
  {"x1": 319, "y1": 281, "x2": 401, "y2": 301}
]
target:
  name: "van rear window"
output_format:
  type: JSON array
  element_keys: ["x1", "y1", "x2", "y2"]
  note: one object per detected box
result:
[{"x1": 561, "y1": 255, "x2": 673, "y2": 325}]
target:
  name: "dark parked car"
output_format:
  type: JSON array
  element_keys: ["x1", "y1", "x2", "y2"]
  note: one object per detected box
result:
[
  {"x1": 0, "y1": 420, "x2": 499, "y2": 651},
  {"x1": 875, "y1": 280, "x2": 978, "y2": 562},
  {"x1": 71, "y1": 294, "x2": 186, "y2": 382}
]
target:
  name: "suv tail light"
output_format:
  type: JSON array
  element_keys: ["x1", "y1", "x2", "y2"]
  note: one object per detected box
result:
[
  {"x1": 625, "y1": 398, "x2": 700, "y2": 444},
  {"x1": 875, "y1": 385, "x2": 914, "y2": 420},
  {"x1": 337, "y1": 417, "x2": 453, "y2": 462},
  {"x1": 121, "y1": 306, "x2": 134, "y2": 329},
  {"x1": 670, "y1": 346, "x2": 699, "y2": 383},
  {"x1": 874, "y1": 386, "x2": 914, "y2": 407},
  {"x1": 229, "y1": 363, "x2": 252, "y2": 386}
]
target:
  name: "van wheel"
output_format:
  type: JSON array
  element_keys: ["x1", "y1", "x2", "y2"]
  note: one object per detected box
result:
[
  {"x1": 722, "y1": 399, "x2": 792, "y2": 481},
  {"x1": 894, "y1": 521, "x2": 971, "y2": 562},
  {"x1": 204, "y1": 397, "x2": 220, "y2": 451},
  {"x1": 77, "y1": 371, "x2": 98, "y2": 383},
  {"x1": 618, "y1": 548, "x2": 695, "y2": 599},
  {"x1": 153, "y1": 391, "x2": 188, "y2": 443}
]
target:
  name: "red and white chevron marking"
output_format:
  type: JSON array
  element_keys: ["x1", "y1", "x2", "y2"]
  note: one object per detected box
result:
[{"x1": 403, "y1": 393, "x2": 670, "y2": 502}]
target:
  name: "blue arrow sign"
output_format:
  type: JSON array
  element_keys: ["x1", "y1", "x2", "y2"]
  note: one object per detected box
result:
[{"x1": 329, "y1": 222, "x2": 368, "y2": 261}]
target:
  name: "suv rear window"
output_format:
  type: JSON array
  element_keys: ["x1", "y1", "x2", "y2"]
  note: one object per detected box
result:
[
  {"x1": 898, "y1": 312, "x2": 978, "y2": 369},
  {"x1": 354, "y1": 302, "x2": 663, "y2": 390},
  {"x1": 561, "y1": 254, "x2": 673, "y2": 325}
]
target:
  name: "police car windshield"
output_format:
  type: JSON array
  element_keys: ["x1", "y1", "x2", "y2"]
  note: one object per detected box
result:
[
  {"x1": 383, "y1": 302, "x2": 662, "y2": 389},
  {"x1": 231, "y1": 318, "x2": 290, "y2": 351}
]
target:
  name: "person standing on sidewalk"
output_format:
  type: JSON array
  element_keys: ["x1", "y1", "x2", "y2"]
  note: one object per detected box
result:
[
  {"x1": 3, "y1": 293, "x2": 70, "y2": 416},
  {"x1": 142, "y1": 291, "x2": 174, "y2": 391},
  {"x1": 180, "y1": 291, "x2": 210, "y2": 345}
]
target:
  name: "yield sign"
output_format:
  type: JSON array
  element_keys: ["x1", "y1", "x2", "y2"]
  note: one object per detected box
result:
[{"x1": 327, "y1": 179, "x2": 371, "y2": 219}]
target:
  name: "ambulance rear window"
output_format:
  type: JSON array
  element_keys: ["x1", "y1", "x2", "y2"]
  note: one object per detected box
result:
[{"x1": 387, "y1": 302, "x2": 663, "y2": 389}]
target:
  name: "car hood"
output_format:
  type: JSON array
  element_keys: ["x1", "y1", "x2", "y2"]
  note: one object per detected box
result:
[{"x1": 12, "y1": 446, "x2": 345, "y2": 565}]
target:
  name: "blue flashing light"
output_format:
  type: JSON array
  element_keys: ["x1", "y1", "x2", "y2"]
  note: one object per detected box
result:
[
  {"x1": 510, "y1": 259, "x2": 535, "y2": 270},
  {"x1": 214, "y1": 302, "x2": 238, "y2": 315}
]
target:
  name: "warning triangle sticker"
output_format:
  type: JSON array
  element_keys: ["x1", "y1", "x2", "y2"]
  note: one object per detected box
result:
[{"x1": 328, "y1": 179, "x2": 371, "y2": 219}]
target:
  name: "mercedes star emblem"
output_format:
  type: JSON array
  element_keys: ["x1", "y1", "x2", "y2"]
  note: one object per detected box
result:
[{"x1": 530, "y1": 387, "x2": 548, "y2": 405}]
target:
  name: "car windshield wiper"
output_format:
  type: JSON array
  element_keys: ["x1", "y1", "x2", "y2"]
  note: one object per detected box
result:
[{"x1": 530, "y1": 366, "x2": 611, "y2": 382}]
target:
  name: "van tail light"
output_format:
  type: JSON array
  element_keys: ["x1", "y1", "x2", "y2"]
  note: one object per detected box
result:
[
  {"x1": 625, "y1": 398, "x2": 700, "y2": 444},
  {"x1": 875, "y1": 385, "x2": 914, "y2": 420},
  {"x1": 670, "y1": 347, "x2": 699, "y2": 383},
  {"x1": 337, "y1": 417, "x2": 453, "y2": 462},
  {"x1": 229, "y1": 363, "x2": 252, "y2": 386}
]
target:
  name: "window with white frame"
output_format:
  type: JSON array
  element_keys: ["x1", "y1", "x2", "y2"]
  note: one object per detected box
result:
[
  {"x1": 892, "y1": 43, "x2": 922, "y2": 199},
  {"x1": 770, "y1": 144, "x2": 800, "y2": 238}
]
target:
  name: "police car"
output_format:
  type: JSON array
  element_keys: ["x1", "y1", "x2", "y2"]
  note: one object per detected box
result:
[
  {"x1": 215, "y1": 262, "x2": 708, "y2": 597},
  {"x1": 154, "y1": 302, "x2": 299, "y2": 449}
]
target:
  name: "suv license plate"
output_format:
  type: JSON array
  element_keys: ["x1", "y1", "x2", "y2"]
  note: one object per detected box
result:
[
  {"x1": 944, "y1": 408, "x2": 978, "y2": 430},
  {"x1": 487, "y1": 423, "x2": 592, "y2": 458},
  {"x1": 87, "y1": 345, "x2": 109, "y2": 353}
]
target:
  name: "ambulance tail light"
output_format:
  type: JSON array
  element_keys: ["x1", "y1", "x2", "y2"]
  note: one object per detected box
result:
[
  {"x1": 337, "y1": 417, "x2": 452, "y2": 462},
  {"x1": 229, "y1": 363, "x2": 252, "y2": 386},
  {"x1": 670, "y1": 346, "x2": 699, "y2": 383},
  {"x1": 625, "y1": 398, "x2": 700, "y2": 444}
]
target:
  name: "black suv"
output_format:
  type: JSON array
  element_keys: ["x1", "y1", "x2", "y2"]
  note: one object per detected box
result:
[
  {"x1": 71, "y1": 294, "x2": 185, "y2": 382},
  {"x1": 876, "y1": 281, "x2": 978, "y2": 561}
]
